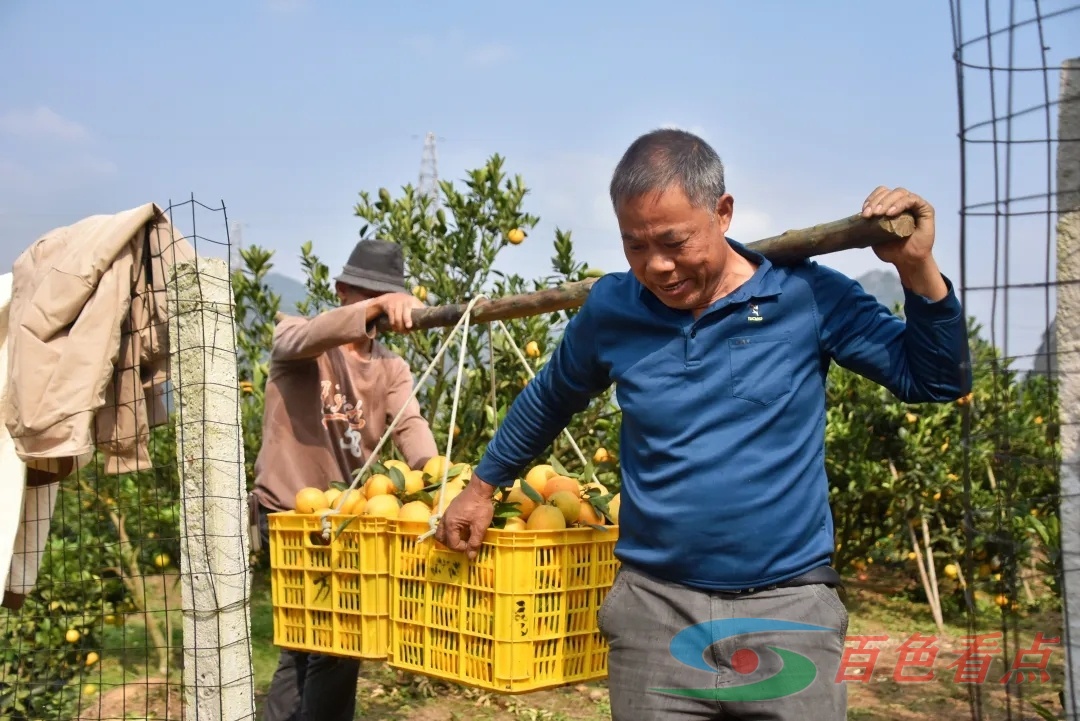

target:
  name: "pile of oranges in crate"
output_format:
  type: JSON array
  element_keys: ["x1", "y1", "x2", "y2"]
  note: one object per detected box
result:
[{"x1": 268, "y1": 454, "x2": 621, "y2": 694}]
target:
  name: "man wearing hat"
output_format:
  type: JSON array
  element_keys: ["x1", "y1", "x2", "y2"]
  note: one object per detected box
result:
[{"x1": 250, "y1": 238, "x2": 439, "y2": 721}]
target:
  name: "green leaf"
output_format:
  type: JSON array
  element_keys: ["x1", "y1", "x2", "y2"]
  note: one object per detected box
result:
[
  {"x1": 493, "y1": 501, "x2": 523, "y2": 519},
  {"x1": 388, "y1": 467, "x2": 407, "y2": 493},
  {"x1": 447, "y1": 463, "x2": 469, "y2": 478},
  {"x1": 519, "y1": 481, "x2": 544, "y2": 505},
  {"x1": 548, "y1": 456, "x2": 570, "y2": 477}
]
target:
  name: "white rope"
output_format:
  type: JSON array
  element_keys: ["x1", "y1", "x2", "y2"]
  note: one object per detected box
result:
[
  {"x1": 319, "y1": 297, "x2": 486, "y2": 540},
  {"x1": 492, "y1": 320, "x2": 600, "y2": 485},
  {"x1": 316, "y1": 295, "x2": 600, "y2": 543},
  {"x1": 415, "y1": 295, "x2": 484, "y2": 542}
]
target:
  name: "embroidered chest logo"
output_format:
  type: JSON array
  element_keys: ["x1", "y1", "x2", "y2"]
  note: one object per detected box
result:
[
  {"x1": 747, "y1": 303, "x2": 764, "y2": 322},
  {"x1": 321, "y1": 380, "x2": 366, "y2": 458}
]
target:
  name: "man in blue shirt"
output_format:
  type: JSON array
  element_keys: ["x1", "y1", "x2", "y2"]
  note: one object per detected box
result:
[{"x1": 434, "y1": 128, "x2": 971, "y2": 720}]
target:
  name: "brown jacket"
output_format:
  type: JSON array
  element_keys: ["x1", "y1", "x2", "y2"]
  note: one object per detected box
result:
[
  {"x1": 3, "y1": 202, "x2": 194, "y2": 475},
  {"x1": 1, "y1": 204, "x2": 194, "y2": 609},
  {"x1": 249, "y1": 301, "x2": 438, "y2": 517}
]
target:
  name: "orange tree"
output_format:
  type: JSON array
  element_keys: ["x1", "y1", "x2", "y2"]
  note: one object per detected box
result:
[
  {"x1": 230, "y1": 154, "x2": 624, "y2": 527},
  {"x1": 826, "y1": 315, "x2": 1060, "y2": 626},
  {"x1": 350, "y1": 154, "x2": 620, "y2": 486},
  {"x1": 0, "y1": 422, "x2": 180, "y2": 720}
]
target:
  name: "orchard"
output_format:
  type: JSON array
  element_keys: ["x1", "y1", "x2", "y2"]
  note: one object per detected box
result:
[{"x1": 0, "y1": 152, "x2": 1062, "y2": 718}]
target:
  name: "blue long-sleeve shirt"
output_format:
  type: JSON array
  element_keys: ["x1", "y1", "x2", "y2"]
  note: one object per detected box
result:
[{"x1": 474, "y1": 239, "x2": 972, "y2": 591}]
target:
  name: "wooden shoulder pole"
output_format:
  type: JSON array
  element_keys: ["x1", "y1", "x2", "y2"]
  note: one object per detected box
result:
[{"x1": 364, "y1": 211, "x2": 915, "y2": 333}]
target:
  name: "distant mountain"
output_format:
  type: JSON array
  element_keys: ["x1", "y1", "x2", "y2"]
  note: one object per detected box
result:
[
  {"x1": 855, "y1": 269, "x2": 905, "y2": 312},
  {"x1": 1033, "y1": 318, "x2": 1057, "y2": 376},
  {"x1": 266, "y1": 272, "x2": 311, "y2": 315}
]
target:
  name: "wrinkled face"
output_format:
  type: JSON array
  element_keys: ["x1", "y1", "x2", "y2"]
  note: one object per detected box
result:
[
  {"x1": 617, "y1": 185, "x2": 734, "y2": 312},
  {"x1": 336, "y1": 282, "x2": 383, "y2": 306}
]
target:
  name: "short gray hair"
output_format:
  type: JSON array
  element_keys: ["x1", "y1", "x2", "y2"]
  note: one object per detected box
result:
[{"x1": 609, "y1": 128, "x2": 726, "y2": 211}]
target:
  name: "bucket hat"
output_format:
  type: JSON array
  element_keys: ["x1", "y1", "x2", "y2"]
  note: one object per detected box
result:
[{"x1": 334, "y1": 238, "x2": 408, "y2": 295}]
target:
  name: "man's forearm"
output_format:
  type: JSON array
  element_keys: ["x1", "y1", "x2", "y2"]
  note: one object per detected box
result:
[
  {"x1": 272, "y1": 301, "x2": 375, "y2": 361},
  {"x1": 894, "y1": 255, "x2": 949, "y2": 303}
]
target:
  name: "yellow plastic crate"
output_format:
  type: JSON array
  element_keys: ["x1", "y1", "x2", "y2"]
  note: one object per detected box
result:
[
  {"x1": 386, "y1": 519, "x2": 620, "y2": 694},
  {"x1": 268, "y1": 511, "x2": 392, "y2": 659}
]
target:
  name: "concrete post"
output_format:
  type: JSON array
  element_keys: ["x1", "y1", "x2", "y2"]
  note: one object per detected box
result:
[
  {"x1": 1056, "y1": 56, "x2": 1080, "y2": 721},
  {"x1": 168, "y1": 256, "x2": 255, "y2": 721}
]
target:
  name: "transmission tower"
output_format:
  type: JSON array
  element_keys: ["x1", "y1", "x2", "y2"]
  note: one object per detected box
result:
[{"x1": 418, "y1": 131, "x2": 440, "y2": 214}]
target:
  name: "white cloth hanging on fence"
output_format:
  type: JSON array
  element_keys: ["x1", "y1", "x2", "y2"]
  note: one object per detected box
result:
[{"x1": 0, "y1": 272, "x2": 29, "y2": 603}]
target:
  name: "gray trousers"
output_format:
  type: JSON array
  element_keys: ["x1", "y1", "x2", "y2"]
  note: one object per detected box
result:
[
  {"x1": 259, "y1": 507, "x2": 362, "y2": 721},
  {"x1": 599, "y1": 565, "x2": 849, "y2": 720}
]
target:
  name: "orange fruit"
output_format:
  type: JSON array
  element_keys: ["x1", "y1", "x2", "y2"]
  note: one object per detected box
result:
[
  {"x1": 404, "y1": 470, "x2": 426, "y2": 495},
  {"x1": 295, "y1": 487, "x2": 329, "y2": 514},
  {"x1": 548, "y1": 491, "x2": 581, "y2": 524},
  {"x1": 607, "y1": 493, "x2": 621, "y2": 525},
  {"x1": 399, "y1": 501, "x2": 432, "y2": 527},
  {"x1": 577, "y1": 500, "x2": 605, "y2": 527},
  {"x1": 503, "y1": 517, "x2": 527, "y2": 531},
  {"x1": 526, "y1": 505, "x2": 566, "y2": 531},
  {"x1": 507, "y1": 228, "x2": 525, "y2": 244},
  {"x1": 543, "y1": 475, "x2": 581, "y2": 501},
  {"x1": 423, "y1": 455, "x2": 450, "y2": 481},
  {"x1": 505, "y1": 487, "x2": 538, "y2": 520},
  {"x1": 433, "y1": 479, "x2": 466, "y2": 509},
  {"x1": 364, "y1": 474, "x2": 396, "y2": 499},
  {"x1": 522, "y1": 465, "x2": 556, "y2": 497},
  {"x1": 337, "y1": 488, "x2": 366, "y2": 515},
  {"x1": 364, "y1": 495, "x2": 402, "y2": 519}
]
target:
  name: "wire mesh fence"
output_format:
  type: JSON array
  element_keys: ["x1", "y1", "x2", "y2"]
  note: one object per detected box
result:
[
  {"x1": 948, "y1": 0, "x2": 1080, "y2": 718},
  {"x1": 0, "y1": 198, "x2": 255, "y2": 720}
]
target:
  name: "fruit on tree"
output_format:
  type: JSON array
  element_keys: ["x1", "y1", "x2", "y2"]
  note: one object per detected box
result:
[
  {"x1": 295, "y1": 487, "x2": 330, "y2": 514},
  {"x1": 507, "y1": 228, "x2": 525, "y2": 244},
  {"x1": 547, "y1": 491, "x2": 581, "y2": 525},
  {"x1": 526, "y1": 505, "x2": 566, "y2": 530},
  {"x1": 411, "y1": 285, "x2": 428, "y2": 301},
  {"x1": 525, "y1": 340, "x2": 540, "y2": 358},
  {"x1": 593, "y1": 447, "x2": 612, "y2": 464},
  {"x1": 85, "y1": 651, "x2": 99, "y2": 667},
  {"x1": 66, "y1": 628, "x2": 81, "y2": 644},
  {"x1": 153, "y1": 553, "x2": 171, "y2": 569}
]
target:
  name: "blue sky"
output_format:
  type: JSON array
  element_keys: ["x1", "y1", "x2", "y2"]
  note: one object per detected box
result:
[{"x1": 1, "y1": 0, "x2": 1076, "y2": 365}]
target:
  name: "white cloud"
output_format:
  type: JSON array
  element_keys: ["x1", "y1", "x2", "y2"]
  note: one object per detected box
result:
[
  {"x1": 0, "y1": 106, "x2": 89, "y2": 142},
  {"x1": 465, "y1": 44, "x2": 511, "y2": 69}
]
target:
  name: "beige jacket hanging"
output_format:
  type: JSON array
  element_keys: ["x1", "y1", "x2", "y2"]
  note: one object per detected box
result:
[{"x1": 3, "y1": 203, "x2": 195, "y2": 475}]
